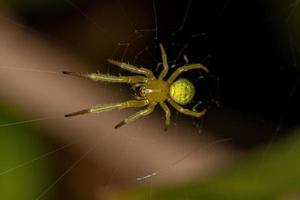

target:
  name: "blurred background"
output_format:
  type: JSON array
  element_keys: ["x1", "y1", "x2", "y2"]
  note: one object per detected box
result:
[{"x1": 0, "y1": 0, "x2": 299, "y2": 199}]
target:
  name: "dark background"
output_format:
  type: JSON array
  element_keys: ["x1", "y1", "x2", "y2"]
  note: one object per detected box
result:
[{"x1": 1, "y1": 1, "x2": 300, "y2": 199}]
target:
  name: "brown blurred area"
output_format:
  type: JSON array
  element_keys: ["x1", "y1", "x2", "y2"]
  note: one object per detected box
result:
[{"x1": 0, "y1": 2, "x2": 237, "y2": 199}]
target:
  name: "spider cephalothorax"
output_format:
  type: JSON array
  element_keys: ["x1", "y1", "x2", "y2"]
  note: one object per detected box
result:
[{"x1": 63, "y1": 44, "x2": 208, "y2": 130}]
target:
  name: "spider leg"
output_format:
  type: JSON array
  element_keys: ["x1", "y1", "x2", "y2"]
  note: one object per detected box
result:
[
  {"x1": 160, "y1": 102, "x2": 171, "y2": 131},
  {"x1": 115, "y1": 103, "x2": 157, "y2": 129},
  {"x1": 65, "y1": 100, "x2": 148, "y2": 117},
  {"x1": 107, "y1": 59, "x2": 154, "y2": 78},
  {"x1": 158, "y1": 43, "x2": 169, "y2": 80},
  {"x1": 168, "y1": 99, "x2": 207, "y2": 118},
  {"x1": 167, "y1": 63, "x2": 209, "y2": 84},
  {"x1": 63, "y1": 71, "x2": 146, "y2": 84}
]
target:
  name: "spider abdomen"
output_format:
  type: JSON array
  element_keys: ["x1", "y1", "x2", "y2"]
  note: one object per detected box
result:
[{"x1": 170, "y1": 78, "x2": 195, "y2": 105}]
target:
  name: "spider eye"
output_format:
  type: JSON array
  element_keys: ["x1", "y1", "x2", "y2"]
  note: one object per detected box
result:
[
  {"x1": 139, "y1": 86, "x2": 147, "y2": 97},
  {"x1": 170, "y1": 79, "x2": 195, "y2": 105}
]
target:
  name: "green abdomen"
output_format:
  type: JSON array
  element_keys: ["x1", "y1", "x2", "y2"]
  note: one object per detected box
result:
[{"x1": 170, "y1": 79, "x2": 195, "y2": 105}]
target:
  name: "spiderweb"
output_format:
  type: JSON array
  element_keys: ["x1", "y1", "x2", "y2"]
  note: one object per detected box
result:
[{"x1": 0, "y1": 0, "x2": 299, "y2": 199}]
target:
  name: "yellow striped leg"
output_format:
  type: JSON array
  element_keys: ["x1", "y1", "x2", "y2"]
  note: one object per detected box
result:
[
  {"x1": 168, "y1": 99, "x2": 207, "y2": 117},
  {"x1": 158, "y1": 43, "x2": 169, "y2": 80},
  {"x1": 65, "y1": 100, "x2": 148, "y2": 117},
  {"x1": 167, "y1": 63, "x2": 209, "y2": 84},
  {"x1": 115, "y1": 103, "x2": 157, "y2": 129},
  {"x1": 107, "y1": 59, "x2": 154, "y2": 78},
  {"x1": 160, "y1": 102, "x2": 171, "y2": 131},
  {"x1": 63, "y1": 71, "x2": 146, "y2": 84}
]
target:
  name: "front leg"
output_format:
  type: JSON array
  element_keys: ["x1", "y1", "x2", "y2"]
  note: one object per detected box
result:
[
  {"x1": 168, "y1": 99, "x2": 206, "y2": 117},
  {"x1": 63, "y1": 71, "x2": 146, "y2": 84},
  {"x1": 115, "y1": 103, "x2": 157, "y2": 129},
  {"x1": 158, "y1": 43, "x2": 169, "y2": 80},
  {"x1": 107, "y1": 59, "x2": 154, "y2": 78},
  {"x1": 65, "y1": 100, "x2": 149, "y2": 117},
  {"x1": 160, "y1": 102, "x2": 171, "y2": 131},
  {"x1": 167, "y1": 63, "x2": 209, "y2": 84}
]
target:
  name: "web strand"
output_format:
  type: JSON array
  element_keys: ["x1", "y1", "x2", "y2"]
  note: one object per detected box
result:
[
  {"x1": 0, "y1": 116, "x2": 61, "y2": 128},
  {"x1": 35, "y1": 138, "x2": 101, "y2": 200},
  {"x1": 136, "y1": 138, "x2": 232, "y2": 182},
  {"x1": 152, "y1": 0, "x2": 159, "y2": 40},
  {"x1": 0, "y1": 137, "x2": 83, "y2": 176},
  {"x1": 170, "y1": 0, "x2": 193, "y2": 37}
]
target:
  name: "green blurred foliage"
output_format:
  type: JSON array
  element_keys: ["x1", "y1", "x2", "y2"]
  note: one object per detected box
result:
[
  {"x1": 116, "y1": 128, "x2": 300, "y2": 200},
  {"x1": 0, "y1": 107, "x2": 54, "y2": 200}
]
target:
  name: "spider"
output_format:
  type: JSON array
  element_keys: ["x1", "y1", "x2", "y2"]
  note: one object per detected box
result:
[{"x1": 63, "y1": 44, "x2": 208, "y2": 130}]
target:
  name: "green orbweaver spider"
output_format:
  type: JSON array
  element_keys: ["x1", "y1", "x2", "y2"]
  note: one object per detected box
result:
[{"x1": 63, "y1": 44, "x2": 208, "y2": 130}]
